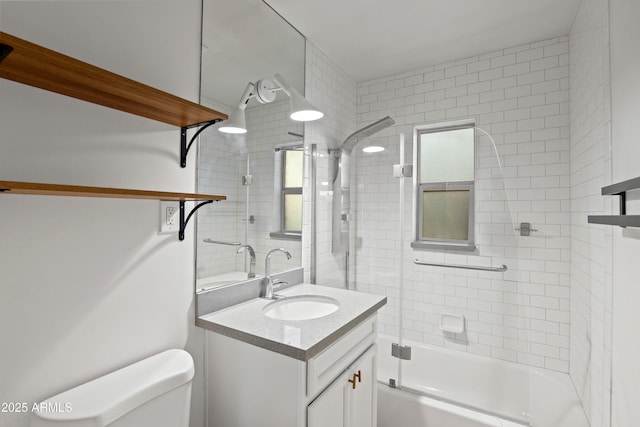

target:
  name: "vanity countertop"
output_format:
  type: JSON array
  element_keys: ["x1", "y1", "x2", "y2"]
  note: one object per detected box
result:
[{"x1": 196, "y1": 284, "x2": 386, "y2": 361}]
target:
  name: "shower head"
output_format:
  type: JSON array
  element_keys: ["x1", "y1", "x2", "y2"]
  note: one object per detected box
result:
[{"x1": 341, "y1": 116, "x2": 395, "y2": 153}]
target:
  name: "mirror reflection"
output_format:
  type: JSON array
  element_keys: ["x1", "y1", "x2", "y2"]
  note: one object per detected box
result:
[{"x1": 196, "y1": 0, "x2": 306, "y2": 292}]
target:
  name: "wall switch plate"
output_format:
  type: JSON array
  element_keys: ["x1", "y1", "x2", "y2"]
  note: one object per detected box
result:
[{"x1": 160, "y1": 201, "x2": 180, "y2": 233}]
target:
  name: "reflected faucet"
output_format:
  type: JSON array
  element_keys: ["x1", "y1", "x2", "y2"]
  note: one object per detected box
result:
[
  {"x1": 263, "y1": 248, "x2": 292, "y2": 299},
  {"x1": 236, "y1": 245, "x2": 256, "y2": 279}
]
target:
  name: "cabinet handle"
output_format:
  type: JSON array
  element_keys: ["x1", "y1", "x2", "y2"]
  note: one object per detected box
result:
[
  {"x1": 348, "y1": 376, "x2": 356, "y2": 389},
  {"x1": 347, "y1": 370, "x2": 362, "y2": 390}
]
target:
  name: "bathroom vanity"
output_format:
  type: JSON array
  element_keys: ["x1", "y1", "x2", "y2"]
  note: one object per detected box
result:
[{"x1": 196, "y1": 283, "x2": 386, "y2": 427}]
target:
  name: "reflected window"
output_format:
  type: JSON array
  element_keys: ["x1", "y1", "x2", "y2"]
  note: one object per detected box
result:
[
  {"x1": 413, "y1": 121, "x2": 475, "y2": 251},
  {"x1": 271, "y1": 144, "x2": 303, "y2": 238}
]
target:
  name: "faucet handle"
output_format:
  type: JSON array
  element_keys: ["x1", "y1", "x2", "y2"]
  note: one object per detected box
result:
[{"x1": 272, "y1": 279, "x2": 288, "y2": 290}]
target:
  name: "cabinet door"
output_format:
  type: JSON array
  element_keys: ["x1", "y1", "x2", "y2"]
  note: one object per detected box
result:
[
  {"x1": 307, "y1": 345, "x2": 377, "y2": 427},
  {"x1": 307, "y1": 369, "x2": 348, "y2": 427},
  {"x1": 347, "y1": 345, "x2": 376, "y2": 427}
]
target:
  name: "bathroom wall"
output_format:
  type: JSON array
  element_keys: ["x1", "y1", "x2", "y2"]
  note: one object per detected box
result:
[
  {"x1": 303, "y1": 41, "x2": 357, "y2": 286},
  {"x1": 353, "y1": 38, "x2": 572, "y2": 371},
  {"x1": 609, "y1": 0, "x2": 640, "y2": 424},
  {"x1": 568, "y1": 0, "x2": 613, "y2": 424},
  {"x1": 0, "y1": 2, "x2": 206, "y2": 427}
]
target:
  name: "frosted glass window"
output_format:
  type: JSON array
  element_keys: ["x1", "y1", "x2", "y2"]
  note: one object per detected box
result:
[
  {"x1": 421, "y1": 190, "x2": 469, "y2": 240},
  {"x1": 420, "y1": 128, "x2": 474, "y2": 183},
  {"x1": 284, "y1": 150, "x2": 303, "y2": 188},
  {"x1": 284, "y1": 194, "x2": 303, "y2": 232},
  {"x1": 413, "y1": 121, "x2": 476, "y2": 251}
]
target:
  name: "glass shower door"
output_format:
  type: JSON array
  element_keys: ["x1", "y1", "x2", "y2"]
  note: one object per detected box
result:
[
  {"x1": 396, "y1": 129, "x2": 531, "y2": 424},
  {"x1": 333, "y1": 125, "x2": 532, "y2": 424}
]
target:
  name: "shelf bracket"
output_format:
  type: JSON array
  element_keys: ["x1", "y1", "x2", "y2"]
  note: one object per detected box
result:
[
  {"x1": 179, "y1": 200, "x2": 215, "y2": 241},
  {"x1": 588, "y1": 176, "x2": 640, "y2": 228},
  {"x1": 0, "y1": 43, "x2": 13, "y2": 64},
  {"x1": 180, "y1": 119, "x2": 223, "y2": 168}
]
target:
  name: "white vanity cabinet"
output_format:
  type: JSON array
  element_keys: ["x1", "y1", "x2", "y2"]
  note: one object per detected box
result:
[{"x1": 205, "y1": 315, "x2": 378, "y2": 427}]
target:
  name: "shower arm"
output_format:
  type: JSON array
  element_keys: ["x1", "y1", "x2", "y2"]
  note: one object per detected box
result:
[{"x1": 335, "y1": 115, "x2": 396, "y2": 190}]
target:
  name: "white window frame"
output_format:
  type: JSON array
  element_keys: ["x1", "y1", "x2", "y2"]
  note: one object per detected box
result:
[{"x1": 412, "y1": 119, "x2": 476, "y2": 251}]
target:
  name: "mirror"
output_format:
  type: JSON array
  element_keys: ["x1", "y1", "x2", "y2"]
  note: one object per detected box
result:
[{"x1": 196, "y1": 0, "x2": 306, "y2": 292}]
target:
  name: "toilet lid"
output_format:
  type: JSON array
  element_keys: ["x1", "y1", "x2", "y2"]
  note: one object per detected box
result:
[{"x1": 31, "y1": 349, "x2": 194, "y2": 426}]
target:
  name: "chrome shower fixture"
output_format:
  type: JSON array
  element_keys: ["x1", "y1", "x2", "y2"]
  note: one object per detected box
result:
[
  {"x1": 219, "y1": 73, "x2": 323, "y2": 134},
  {"x1": 341, "y1": 116, "x2": 396, "y2": 154},
  {"x1": 331, "y1": 115, "x2": 396, "y2": 290}
]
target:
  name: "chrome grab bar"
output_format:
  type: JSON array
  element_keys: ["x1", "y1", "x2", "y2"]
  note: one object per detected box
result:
[
  {"x1": 203, "y1": 239, "x2": 242, "y2": 246},
  {"x1": 413, "y1": 259, "x2": 507, "y2": 272}
]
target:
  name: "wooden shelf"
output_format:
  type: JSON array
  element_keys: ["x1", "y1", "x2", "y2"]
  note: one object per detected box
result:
[
  {"x1": 0, "y1": 181, "x2": 226, "y2": 202},
  {"x1": 0, "y1": 32, "x2": 227, "y2": 128},
  {"x1": 0, "y1": 181, "x2": 226, "y2": 241}
]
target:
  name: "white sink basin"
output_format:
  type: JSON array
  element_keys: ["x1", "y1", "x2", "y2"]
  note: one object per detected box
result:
[{"x1": 263, "y1": 295, "x2": 340, "y2": 321}]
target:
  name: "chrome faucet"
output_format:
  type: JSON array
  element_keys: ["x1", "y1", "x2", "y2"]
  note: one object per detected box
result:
[
  {"x1": 263, "y1": 248, "x2": 292, "y2": 299},
  {"x1": 236, "y1": 245, "x2": 256, "y2": 279}
]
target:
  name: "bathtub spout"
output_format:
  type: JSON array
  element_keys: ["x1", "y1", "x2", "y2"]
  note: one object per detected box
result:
[{"x1": 236, "y1": 245, "x2": 256, "y2": 278}]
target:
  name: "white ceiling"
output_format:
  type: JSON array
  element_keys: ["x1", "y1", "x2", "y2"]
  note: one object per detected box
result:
[{"x1": 264, "y1": 0, "x2": 582, "y2": 82}]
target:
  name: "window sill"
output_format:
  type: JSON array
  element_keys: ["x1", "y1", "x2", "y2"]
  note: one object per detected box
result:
[
  {"x1": 269, "y1": 231, "x2": 302, "y2": 241},
  {"x1": 411, "y1": 241, "x2": 476, "y2": 252}
]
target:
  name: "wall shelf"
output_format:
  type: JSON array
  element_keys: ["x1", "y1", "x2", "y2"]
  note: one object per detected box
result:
[
  {"x1": 588, "y1": 176, "x2": 640, "y2": 228},
  {"x1": 0, "y1": 181, "x2": 224, "y2": 201},
  {"x1": 0, "y1": 32, "x2": 227, "y2": 167},
  {"x1": 0, "y1": 181, "x2": 226, "y2": 240},
  {"x1": 588, "y1": 215, "x2": 640, "y2": 227},
  {"x1": 0, "y1": 32, "x2": 227, "y2": 127},
  {"x1": 0, "y1": 32, "x2": 229, "y2": 240}
]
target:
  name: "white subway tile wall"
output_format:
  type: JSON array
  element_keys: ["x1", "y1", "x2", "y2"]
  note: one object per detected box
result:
[{"x1": 569, "y1": 0, "x2": 613, "y2": 424}]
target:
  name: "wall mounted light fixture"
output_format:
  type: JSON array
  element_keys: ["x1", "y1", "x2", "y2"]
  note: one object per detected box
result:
[
  {"x1": 273, "y1": 73, "x2": 323, "y2": 122},
  {"x1": 362, "y1": 145, "x2": 384, "y2": 153},
  {"x1": 219, "y1": 73, "x2": 323, "y2": 134}
]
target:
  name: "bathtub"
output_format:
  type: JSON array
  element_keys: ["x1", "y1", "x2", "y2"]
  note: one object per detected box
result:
[
  {"x1": 378, "y1": 386, "x2": 523, "y2": 427},
  {"x1": 377, "y1": 334, "x2": 588, "y2": 427},
  {"x1": 196, "y1": 271, "x2": 254, "y2": 292}
]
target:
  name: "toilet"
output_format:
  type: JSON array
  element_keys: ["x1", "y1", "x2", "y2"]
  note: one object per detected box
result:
[{"x1": 30, "y1": 349, "x2": 195, "y2": 427}]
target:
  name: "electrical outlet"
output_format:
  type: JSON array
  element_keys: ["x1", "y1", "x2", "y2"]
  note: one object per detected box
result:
[
  {"x1": 160, "y1": 201, "x2": 179, "y2": 233},
  {"x1": 166, "y1": 207, "x2": 177, "y2": 225}
]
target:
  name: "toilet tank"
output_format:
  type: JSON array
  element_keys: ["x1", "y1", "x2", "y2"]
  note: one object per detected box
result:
[{"x1": 30, "y1": 349, "x2": 195, "y2": 427}]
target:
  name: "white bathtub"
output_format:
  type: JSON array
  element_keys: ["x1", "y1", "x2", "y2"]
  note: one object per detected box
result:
[
  {"x1": 378, "y1": 385, "x2": 523, "y2": 427},
  {"x1": 196, "y1": 271, "x2": 254, "y2": 292},
  {"x1": 377, "y1": 334, "x2": 588, "y2": 427}
]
